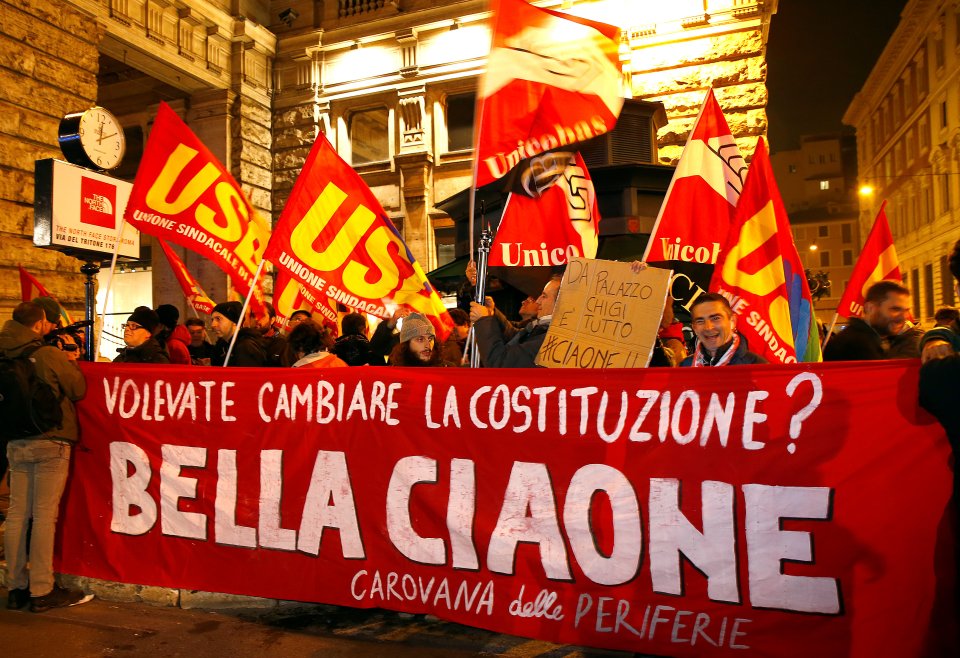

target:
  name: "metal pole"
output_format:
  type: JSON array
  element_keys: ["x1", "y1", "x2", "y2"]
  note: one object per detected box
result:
[
  {"x1": 470, "y1": 224, "x2": 493, "y2": 368},
  {"x1": 80, "y1": 260, "x2": 100, "y2": 362}
]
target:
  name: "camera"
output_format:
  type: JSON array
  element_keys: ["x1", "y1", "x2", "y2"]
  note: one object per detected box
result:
[{"x1": 47, "y1": 320, "x2": 92, "y2": 355}]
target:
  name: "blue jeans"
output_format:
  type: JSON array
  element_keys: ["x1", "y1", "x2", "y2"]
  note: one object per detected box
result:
[{"x1": 4, "y1": 439, "x2": 72, "y2": 597}]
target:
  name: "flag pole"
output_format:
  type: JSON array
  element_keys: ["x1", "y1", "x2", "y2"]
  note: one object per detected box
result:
[
  {"x1": 96, "y1": 220, "x2": 126, "y2": 361},
  {"x1": 822, "y1": 312, "x2": 840, "y2": 350},
  {"x1": 223, "y1": 259, "x2": 267, "y2": 367}
]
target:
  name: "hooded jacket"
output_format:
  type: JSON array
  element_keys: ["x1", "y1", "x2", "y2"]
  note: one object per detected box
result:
[{"x1": 0, "y1": 319, "x2": 86, "y2": 443}]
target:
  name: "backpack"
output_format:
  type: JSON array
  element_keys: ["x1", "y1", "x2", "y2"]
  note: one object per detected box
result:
[{"x1": 0, "y1": 345, "x2": 63, "y2": 440}]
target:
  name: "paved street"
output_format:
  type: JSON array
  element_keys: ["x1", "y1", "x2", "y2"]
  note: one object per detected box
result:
[
  {"x1": 0, "y1": 588, "x2": 634, "y2": 658},
  {"x1": 0, "y1": 475, "x2": 636, "y2": 658}
]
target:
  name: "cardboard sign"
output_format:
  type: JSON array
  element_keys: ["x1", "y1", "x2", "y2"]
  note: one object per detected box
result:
[{"x1": 536, "y1": 258, "x2": 672, "y2": 368}]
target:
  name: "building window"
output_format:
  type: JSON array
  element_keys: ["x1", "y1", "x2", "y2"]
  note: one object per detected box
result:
[
  {"x1": 788, "y1": 164, "x2": 797, "y2": 173},
  {"x1": 841, "y1": 223, "x2": 852, "y2": 243},
  {"x1": 925, "y1": 263, "x2": 935, "y2": 318},
  {"x1": 818, "y1": 225, "x2": 829, "y2": 238},
  {"x1": 920, "y1": 114, "x2": 930, "y2": 150},
  {"x1": 935, "y1": 16, "x2": 946, "y2": 68},
  {"x1": 941, "y1": 100, "x2": 949, "y2": 129},
  {"x1": 942, "y1": 255, "x2": 955, "y2": 305},
  {"x1": 820, "y1": 251, "x2": 831, "y2": 268},
  {"x1": 912, "y1": 268, "x2": 921, "y2": 317},
  {"x1": 842, "y1": 250, "x2": 853, "y2": 266},
  {"x1": 820, "y1": 180, "x2": 830, "y2": 191},
  {"x1": 350, "y1": 108, "x2": 389, "y2": 165},
  {"x1": 942, "y1": 173, "x2": 952, "y2": 212},
  {"x1": 918, "y1": 48, "x2": 929, "y2": 96},
  {"x1": 434, "y1": 226, "x2": 456, "y2": 267},
  {"x1": 446, "y1": 92, "x2": 475, "y2": 152}
]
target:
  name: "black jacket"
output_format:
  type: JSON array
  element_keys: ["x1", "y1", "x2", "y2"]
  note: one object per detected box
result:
[
  {"x1": 114, "y1": 338, "x2": 170, "y2": 364},
  {"x1": 823, "y1": 317, "x2": 922, "y2": 361},
  {"x1": 212, "y1": 329, "x2": 267, "y2": 367},
  {"x1": 473, "y1": 316, "x2": 550, "y2": 368},
  {"x1": 332, "y1": 334, "x2": 383, "y2": 366},
  {"x1": 680, "y1": 334, "x2": 767, "y2": 367}
]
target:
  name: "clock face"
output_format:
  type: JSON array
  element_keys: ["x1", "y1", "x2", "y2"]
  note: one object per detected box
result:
[{"x1": 77, "y1": 107, "x2": 126, "y2": 170}]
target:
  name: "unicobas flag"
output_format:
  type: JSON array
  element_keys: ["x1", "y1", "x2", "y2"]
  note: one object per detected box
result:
[
  {"x1": 18, "y1": 265, "x2": 73, "y2": 325},
  {"x1": 124, "y1": 102, "x2": 269, "y2": 318},
  {"x1": 156, "y1": 239, "x2": 215, "y2": 315},
  {"x1": 489, "y1": 152, "x2": 599, "y2": 267},
  {"x1": 263, "y1": 134, "x2": 453, "y2": 341},
  {"x1": 273, "y1": 270, "x2": 339, "y2": 327},
  {"x1": 643, "y1": 89, "x2": 747, "y2": 314},
  {"x1": 836, "y1": 201, "x2": 901, "y2": 318},
  {"x1": 711, "y1": 138, "x2": 821, "y2": 363},
  {"x1": 475, "y1": 0, "x2": 623, "y2": 188}
]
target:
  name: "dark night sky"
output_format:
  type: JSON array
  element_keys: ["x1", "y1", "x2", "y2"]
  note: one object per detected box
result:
[{"x1": 766, "y1": 0, "x2": 908, "y2": 152}]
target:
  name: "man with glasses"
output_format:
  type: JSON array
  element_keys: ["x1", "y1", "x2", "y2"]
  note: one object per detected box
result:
[{"x1": 113, "y1": 307, "x2": 169, "y2": 364}]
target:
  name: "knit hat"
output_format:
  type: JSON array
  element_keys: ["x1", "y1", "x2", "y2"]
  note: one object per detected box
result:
[
  {"x1": 212, "y1": 301, "x2": 243, "y2": 325},
  {"x1": 32, "y1": 297, "x2": 61, "y2": 324},
  {"x1": 156, "y1": 304, "x2": 180, "y2": 329},
  {"x1": 399, "y1": 313, "x2": 435, "y2": 343},
  {"x1": 127, "y1": 307, "x2": 160, "y2": 333}
]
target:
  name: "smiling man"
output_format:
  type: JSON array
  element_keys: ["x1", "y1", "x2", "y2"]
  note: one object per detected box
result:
[
  {"x1": 823, "y1": 280, "x2": 922, "y2": 361},
  {"x1": 680, "y1": 293, "x2": 766, "y2": 367}
]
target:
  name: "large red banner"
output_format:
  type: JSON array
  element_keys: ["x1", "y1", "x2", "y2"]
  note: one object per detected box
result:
[{"x1": 58, "y1": 362, "x2": 957, "y2": 657}]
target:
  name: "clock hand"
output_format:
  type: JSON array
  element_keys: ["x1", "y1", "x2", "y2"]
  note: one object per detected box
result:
[{"x1": 97, "y1": 132, "x2": 117, "y2": 144}]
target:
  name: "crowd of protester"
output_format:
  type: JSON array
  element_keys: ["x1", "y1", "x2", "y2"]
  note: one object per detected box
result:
[
  {"x1": 7, "y1": 242, "x2": 960, "y2": 615},
  {"x1": 28, "y1": 254, "x2": 950, "y2": 372}
]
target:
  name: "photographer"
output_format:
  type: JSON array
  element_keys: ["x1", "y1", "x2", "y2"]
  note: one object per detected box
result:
[{"x1": 33, "y1": 298, "x2": 83, "y2": 362}]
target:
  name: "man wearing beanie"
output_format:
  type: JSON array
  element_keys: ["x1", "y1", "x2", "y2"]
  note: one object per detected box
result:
[
  {"x1": 114, "y1": 307, "x2": 170, "y2": 364},
  {"x1": 155, "y1": 304, "x2": 191, "y2": 366},
  {"x1": 210, "y1": 301, "x2": 267, "y2": 367},
  {"x1": 388, "y1": 313, "x2": 452, "y2": 367},
  {"x1": 1, "y1": 301, "x2": 87, "y2": 612},
  {"x1": 31, "y1": 297, "x2": 62, "y2": 333}
]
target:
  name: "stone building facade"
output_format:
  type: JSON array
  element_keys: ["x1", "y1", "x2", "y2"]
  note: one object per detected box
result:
[
  {"x1": 0, "y1": 0, "x2": 778, "y2": 319},
  {"x1": 844, "y1": 0, "x2": 960, "y2": 324},
  {"x1": 771, "y1": 133, "x2": 861, "y2": 324}
]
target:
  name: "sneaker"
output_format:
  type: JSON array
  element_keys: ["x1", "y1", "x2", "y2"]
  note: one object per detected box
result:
[
  {"x1": 29, "y1": 586, "x2": 88, "y2": 613},
  {"x1": 6, "y1": 588, "x2": 29, "y2": 610}
]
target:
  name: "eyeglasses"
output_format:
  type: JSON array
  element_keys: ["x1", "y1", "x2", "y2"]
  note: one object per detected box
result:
[
  {"x1": 61, "y1": 343, "x2": 79, "y2": 352},
  {"x1": 121, "y1": 322, "x2": 144, "y2": 331}
]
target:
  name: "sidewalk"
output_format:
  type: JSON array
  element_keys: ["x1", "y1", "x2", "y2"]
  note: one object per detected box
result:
[{"x1": 0, "y1": 592, "x2": 484, "y2": 658}]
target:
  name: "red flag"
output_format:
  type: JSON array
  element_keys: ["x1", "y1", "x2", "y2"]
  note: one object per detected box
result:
[
  {"x1": 155, "y1": 239, "x2": 215, "y2": 315},
  {"x1": 711, "y1": 138, "x2": 820, "y2": 363},
  {"x1": 123, "y1": 102, "x2": 269, "y2": 316},
  {"x1": 835, "y1": 202, "x2": 901, "y2": 318},
  {"x1": 263, "y1": 135, "x2": 453, "y2": 341},
  {"x1": 489, "y1": 152, "x2": 599, "y2": 266},
  {"x1": 18, "y1": 265, "x2": 73, "y2": 325},
  {"x1": 273, "y1": 270, "x2": 339, "y2": 327},
  {"x1": 475, "y1": 0, "x2": 623, "y2": 188},
  {"x1": 642, "y1": 89, "x2": 747, "y2": 308}
]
